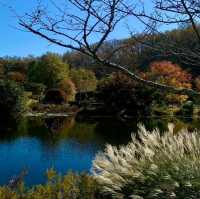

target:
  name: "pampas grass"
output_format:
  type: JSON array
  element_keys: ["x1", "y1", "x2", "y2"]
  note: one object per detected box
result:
[{"x1": 92, "y1": 124, "x2": 200, "y2": 199}]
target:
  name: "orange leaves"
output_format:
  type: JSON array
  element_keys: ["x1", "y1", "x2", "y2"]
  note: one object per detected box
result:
[
  {"x1": 58, "y1": 79, "x2": 76, "y2": 102},
  {"x1": 144, "y1": 61, "x2": 192, "y2": 104},
  {"x1": 149, "y1": 61, "x2": 192, "y2": 89},
  {"x1": 7, "y1": 71, "x2": 26, "y2": 83}
]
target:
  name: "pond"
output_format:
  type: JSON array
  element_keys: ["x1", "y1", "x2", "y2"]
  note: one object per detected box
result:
[{"x1": 0, "y1": 115, "x2": 200, "y2": 186}]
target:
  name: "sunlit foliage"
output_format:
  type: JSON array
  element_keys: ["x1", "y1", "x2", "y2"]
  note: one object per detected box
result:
[
  {"x1": 28, "y1": 53, "x2": 69, "y2": 88},
  {"x1": 7, "y1": 71, "x2": 26, "y2": 83},
  {"x1": 58, "y1": 78, "x2": 76, "y2": 102},
  {"x1": 70, "y1": 69, "x2": 97, "y2": 92},
  {"x1": 143, "y1": 61, "x2": 192, "y2": 104},
  {"x1": 0, "y1": 170, "x2": 101, "y2": 199}
]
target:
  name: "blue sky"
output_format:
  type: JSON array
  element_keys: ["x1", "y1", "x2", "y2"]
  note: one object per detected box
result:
[
  {"x1": 0, "y1": 0, "x2": 69, "y2": 57},
  {"x1": 0, "y1": 0, "x2": 172, "y2": 58}
]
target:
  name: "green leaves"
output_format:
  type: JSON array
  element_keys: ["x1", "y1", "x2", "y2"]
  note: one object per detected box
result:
[
  {"x1": 70, "y1": 69, "x2": 97, "y2": 92},
  {"x1": 28, "y1": 53, "x2": 69, "y2": 88}
]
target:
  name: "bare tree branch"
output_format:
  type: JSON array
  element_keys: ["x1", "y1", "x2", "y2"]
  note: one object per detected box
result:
[{"x1": 18, "y1": 0, "x2": 200, "y2": 96}]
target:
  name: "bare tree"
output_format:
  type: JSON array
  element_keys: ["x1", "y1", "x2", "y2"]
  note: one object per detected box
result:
[
  {"x1": 19, "y1": 0, "x2": 200, "y2": 95},
  {"x1": 125, "y1": 0, "x2": 200, "y2": 66}
]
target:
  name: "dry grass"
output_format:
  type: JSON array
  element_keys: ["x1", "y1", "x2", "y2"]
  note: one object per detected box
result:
[{"x1": 93, "y1": 124, "x2": 200, "y2": 199}]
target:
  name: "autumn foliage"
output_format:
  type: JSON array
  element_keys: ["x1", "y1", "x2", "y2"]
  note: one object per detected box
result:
[
  {"x1": 150, "y1": 61, "x2": 191, "y2": 88},
  {"x1": 70, "y1": 69, "x2": 97, "y2": 92},
  {"x1": 143, "y1": 61, "x2": 192, "y2": 103},
  {"x1": 58, "y1": 79, "x2": 76, "y2": 102},
  {"x1": 7, "y1": 72, "x2": 26, "y2": 83},
  {"x1": 195, "y1": 76, "x2": 200, "y2": 91}
]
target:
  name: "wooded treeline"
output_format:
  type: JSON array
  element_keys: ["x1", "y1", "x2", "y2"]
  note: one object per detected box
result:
[
  {"x1": 1, "y1": 25, "x2": 200, "y2": 81},
  {"x1": 1, "y1": 26, "x2": 200, "y2": 123}
]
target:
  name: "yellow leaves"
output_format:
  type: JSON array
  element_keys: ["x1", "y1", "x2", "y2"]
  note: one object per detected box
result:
[
  {"x1": 70, "y1": 69, "x2": 97, "y2": 92},
  {"x1": 0, "y1": 171, "x2": 99, "y2": 199},
  {"x1": 58, "y1": 79, "x2": 76, "y2": 102},
  {"x1": 47, "y1": 168, "x2": 57, "y2": 181},
  {"x1": 0, "y1": 187, "x2": 18, "y2": 199}
]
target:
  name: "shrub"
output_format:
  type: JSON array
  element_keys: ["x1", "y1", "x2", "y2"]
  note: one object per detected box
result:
[
  {"x1": 0, "y1": 170, "x2": 101, "y2": 199},
  {"x1": 194, "y1": 76, "x2": 200, "y2": 91},
  {"x1": 178, "y1": 100, "x2": 194, "y2": 116},
  {"x1": 0, "y1": 80, "x2": 25, "y2": 121},
  {"x1": 7, "y1": 71, "x2": 26, "y2": 83},
  {"x1": 43, "y1": 89, "x2": 67, "y2": 104},
  {"x1": 0, "y1": 63, "x2": 4, "y2": 79},
  {"x1": 28, "y1": 53, "x2": 69, "y2": 88},
  {"x1": 93, "y1": 124, "x2": 200, "y2": 199},
  {"x1": 24, "y1": 82, "x2": 46, "y2": 95},
  {"x1": 70, "y1": 68, "x2": 97, "y2": 92},
  {"x1": 58, "y1": 79, "x2": 76, "y2": 102},
  {"x1": 96, "y1": 72, "x2": 153, "y2": 116}
]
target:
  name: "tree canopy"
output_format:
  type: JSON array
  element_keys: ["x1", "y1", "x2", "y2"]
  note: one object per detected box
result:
[{"x1": 28, "y1": 53, "x2": 69, "y2": 88}]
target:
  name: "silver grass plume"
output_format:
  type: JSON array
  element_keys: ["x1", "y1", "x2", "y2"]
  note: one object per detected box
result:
[{"x1": 92, "y1": 124, "x2": 200, "y2": 199}]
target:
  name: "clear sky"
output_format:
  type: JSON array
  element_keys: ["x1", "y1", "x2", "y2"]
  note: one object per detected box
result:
[
  {"x1": 0, "y1": 0, "x2": 171, "y2": 58},
  {"x1": 0, "y1": 0, "x2": 69, "y2": 57}
]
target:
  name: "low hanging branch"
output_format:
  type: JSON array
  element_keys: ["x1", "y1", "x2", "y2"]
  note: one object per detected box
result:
[{"x1": 19, "y1": 0, "x2": 200, "y2": 96}]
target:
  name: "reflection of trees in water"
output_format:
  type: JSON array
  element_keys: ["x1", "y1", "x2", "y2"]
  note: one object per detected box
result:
[
  {"x1": 44, "y1": 117, "x2": 75, "y2": 133},
  {"x1": 94, "y1": 118, "x2": 132, "y2": 145},
  {"x1": 66, "y1": 122, "x2": 103, "y2": 144},
  {"x1": 25, "y1": 116, "x2": 105, "y2": 153},
  {"x1": 94, "y1": 117, "x2": 200, "y2": 145},
  {"x1": 25, "y1": 117, "x2": 76, "y2": 147},
  {"x1": 93, "y1": 117, "x2": 168, "y2": 145},
  {"x1": 19, "y1": 116, "x2": 101, "y2": 148},
  {"x1": 1, "y1": 116, "x2": 200, "y2": 146},
  {"x1": 44, "y1": 116, "x2": 101, "y2": 144},
  {"x1": 0, "y1": 119, "x2": 22, "y2": 142}
]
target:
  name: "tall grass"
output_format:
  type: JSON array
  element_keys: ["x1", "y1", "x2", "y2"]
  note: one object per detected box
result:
[{"x1": 93, "y1": 124, "x2": 200, "y2": 199}]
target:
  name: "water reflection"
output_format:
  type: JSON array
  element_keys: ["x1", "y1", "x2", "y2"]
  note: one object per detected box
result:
[
  {"x1": 0, "y1": 116, "x2": 106, "y2": 185},
  {"x1": 0, "y1": 116, "x2": 200, "y2": 185}
]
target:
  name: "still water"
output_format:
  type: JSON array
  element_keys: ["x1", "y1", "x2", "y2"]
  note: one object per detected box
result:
[{"x1": 0, "y1": 116, "x2": 199, "y2": 186}]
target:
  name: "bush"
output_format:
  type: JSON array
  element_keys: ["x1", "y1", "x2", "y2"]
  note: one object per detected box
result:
[
  {"x1": 0, "y1": 80, "x2": 25, "y2": 121},
  {"x1": 96, "y1": 72, "x2": 153, "y2": 116},
  {"x1": 28, "y1": 53, "x2": 69, "y2": 88},
  {"x1": 7, "y1": 71, "x2": 26, "y2": 83},
  {"x1": 93, "y1": 124, "x2": 200, "y2": 199},
  {"x1": 0, "y1": 63, "x2": 4, "y2": 79},
  {"x1": 177, "y1": 100, "x2": 194, "y2": 116},
  {"x1": 70, "y1": 68, "x2": 97, "y2": 92},
  {"x1": 43, "y1": 89, "x2": 67, "y2": 104},
  {"x1": 58, "y1": 79, "x2": 76, "y2": 102},
  {"x1": 0, "y1": 170, "x2": 101, "y2": 199},
  {"x1": 24, "y1": 82, "x2": 46, "y2": 95},
  {"x1": 194, "y1": 76, "x2": 200, "y2": 91}
]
